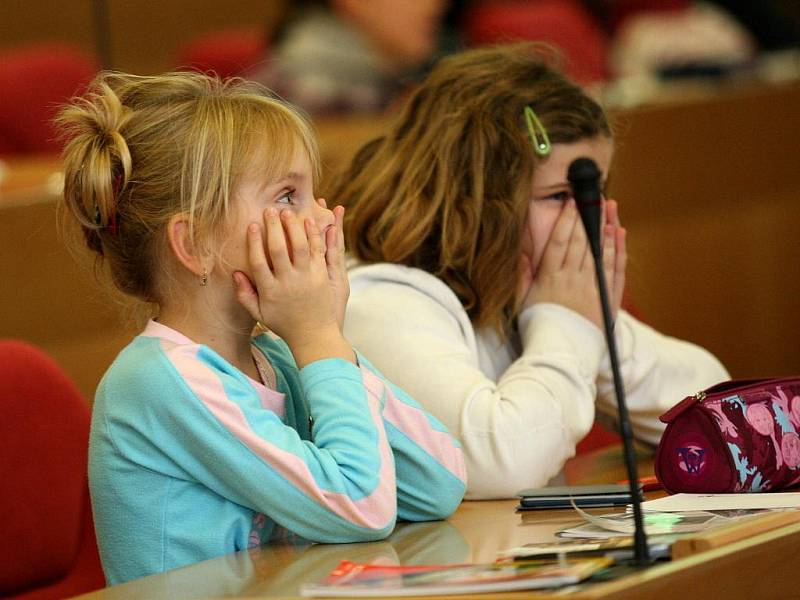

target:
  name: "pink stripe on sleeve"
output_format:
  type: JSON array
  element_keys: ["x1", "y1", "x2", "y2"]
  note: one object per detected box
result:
[
  {"x1": 361, "y1": 367, "x2": 467, "y2": 483},
  {"x1": 164, "y1": 341, "x2": 396, "y2": 530},
  {"x1": 256, "y1": 388, "x2": 287, "y2": 418}
]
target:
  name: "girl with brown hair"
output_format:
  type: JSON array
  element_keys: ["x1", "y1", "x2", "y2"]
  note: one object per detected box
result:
[
  {"x1": 332, "y1": 44, "x2": 728, "y2": 499},
  {"x1": 56, "y1": 71, "x2": 465, "y2": 583}
]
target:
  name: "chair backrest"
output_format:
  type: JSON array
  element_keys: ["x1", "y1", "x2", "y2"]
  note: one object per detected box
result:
[
  {"x1": 0, "y1": 340, "x2": 103, "y2": 597},
  {"x1": 0, "y1": 44, "x2": 97, "y2": 155},
  {"x1": 464, "y1": 0, "x2": 610, "y2": 83},
  {"x1": 176, "y1": 27, "x2": 268, "y2": 80}
]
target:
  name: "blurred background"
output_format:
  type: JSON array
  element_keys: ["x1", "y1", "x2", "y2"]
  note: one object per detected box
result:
[
  {"x1": 2, "y1": 0, "x2": 799, "y2": 104},
  {"x1": 2, "y1": 0, "x2": 800, "y2": 399}
]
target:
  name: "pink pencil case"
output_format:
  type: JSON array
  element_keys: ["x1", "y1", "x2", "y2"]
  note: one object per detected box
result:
[{"x1": 655, "y1": 377, "x2": 800, "y2": 494}]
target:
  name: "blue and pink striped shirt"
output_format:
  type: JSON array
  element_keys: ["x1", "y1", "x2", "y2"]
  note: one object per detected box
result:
[{"x1": 89, "y1": 320, "x2": 466, "y2": 584}]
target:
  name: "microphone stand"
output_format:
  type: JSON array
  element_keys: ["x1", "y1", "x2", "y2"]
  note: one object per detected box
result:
[{"x1": 568, "y1": 157, "x2": 650, "y2": 566}]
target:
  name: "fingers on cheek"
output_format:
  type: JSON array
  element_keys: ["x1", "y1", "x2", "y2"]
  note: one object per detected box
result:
[
  {"x1": 307, "y1": 216, "x2": 321, "y2": 237},
  {"x1": 337, "y1": 210, "x2": 346, "y2": 246},
  {"x1": 603, "y1": 230, "x2": 615, "y2": 265},
  {"x1": 265, "y1": 210, "x2": 280, "y2": 242},
  {"x1": 249, "y1": 224, "x2": 275, "y2": 273},
  {"x1": 617, "y1": 230, "x2": 628, "y2": 268},
  {"x1": 247, "y1": 223, "x2": 263, "y2": 261},
  {"x1": 305, "y1": 219, "x2": 322, "y2": 256},
  {"x1": 604, "y1": 199, "x2": 617, "y2": 223},
  {"x1": 282, "y1": 212, "x2": 300, "y2": 262}
]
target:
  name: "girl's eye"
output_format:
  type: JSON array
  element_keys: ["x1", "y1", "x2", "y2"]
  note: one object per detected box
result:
[
  {"x1": 542, "y1": 191, "x2": 571, "y2": 203},
  {"x1": 277, "y1": 190, "x2": 296, "y2": 205}
]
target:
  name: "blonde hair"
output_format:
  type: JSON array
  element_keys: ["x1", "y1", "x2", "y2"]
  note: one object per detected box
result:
[
  {"x1": 331, "y1": 44, "x2": 610, "y2": 337},
  {"x1": 56, "y1": 70, "x2": 319, "y2": 311}
]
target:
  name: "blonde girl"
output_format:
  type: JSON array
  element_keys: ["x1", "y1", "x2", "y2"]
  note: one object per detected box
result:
[
  {"x1": 331, "y1": 44, "x2": 728, "y2": 499},
  {"x1": 57, "y1": 71, "x2": 465, "y2": 584}
]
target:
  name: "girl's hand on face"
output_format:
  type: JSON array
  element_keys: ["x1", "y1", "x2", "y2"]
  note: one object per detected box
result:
[
  {"x1": 516, "y1": 207, "x2": 537, "y2": 312},
  {"x1": 233, "y1": 208, "x2": 354, "y2": 366},
  {"x1": 516, "y1": 252, "x2": 534, "y2": 313},
  {"x1": 318, "y1": 199, "x2": 349, "y2": 331},
  {"x1": 603, "y1": 199, "x2": 627, "y2": 320},
  {"x1": 524, "y1": 200, "x2": 604, "y2": 328}
]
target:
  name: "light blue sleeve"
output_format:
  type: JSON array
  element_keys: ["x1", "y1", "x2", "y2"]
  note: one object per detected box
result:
[
  {"x1": 103, "y1": 337, "x2": 398, "y2": 543},
  {"x1": 356, "y1": 353, "x2": 467, "y2": 521}
]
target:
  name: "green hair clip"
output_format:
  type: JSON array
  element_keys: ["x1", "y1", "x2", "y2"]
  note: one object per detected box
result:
[{"x1": 524, "y1": 106, "x2": 551, "y2": 156}]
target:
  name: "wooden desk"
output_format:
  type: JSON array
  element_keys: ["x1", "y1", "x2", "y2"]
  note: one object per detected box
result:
[
  {"x1": 73, "y1": 447, "x2": 800, "y2": 600},
  {"x1": 0, "y1": 155, "x2": 62, "y2": 202}
]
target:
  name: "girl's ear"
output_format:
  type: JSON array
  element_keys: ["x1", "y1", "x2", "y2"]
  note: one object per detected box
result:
[{"x1": 167, "y1": 213, "x2": 207, "y2": 277}]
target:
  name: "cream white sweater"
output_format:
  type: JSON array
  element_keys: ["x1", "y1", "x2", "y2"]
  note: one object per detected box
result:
[{"x1": 344, "y1": 262, "x2": 729, "y2": 499}]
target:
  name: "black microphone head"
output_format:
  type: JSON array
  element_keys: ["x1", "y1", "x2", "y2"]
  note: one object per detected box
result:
[
  {"x1": 567, "y1": 157, "x2": 603, "y2": 257},
  {"x1": 567, "y1": 157, "x2": 601, "y2": 188}
]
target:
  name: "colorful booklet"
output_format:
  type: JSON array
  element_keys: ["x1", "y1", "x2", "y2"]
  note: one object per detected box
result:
[{"x1": 300, "y1": 557, "x2": 612, "y2": 597}]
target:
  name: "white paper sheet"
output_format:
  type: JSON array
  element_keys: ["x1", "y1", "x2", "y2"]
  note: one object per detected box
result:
[
  {"x1": 571, "y1": 504, "x2": 727, "y2": 535},
  {"x1": 639, "y1": 493, "x2": 800, "y2": 512}
]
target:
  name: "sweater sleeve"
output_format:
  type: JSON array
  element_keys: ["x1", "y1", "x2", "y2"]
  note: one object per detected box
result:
[
  {"x1": 597, "y1": 310, "x2": 730, "y2": 445},
  {"x1": 344, "y1": 280, "x2": 606, "y2": 500},
  {"x1": 104, "y1": 338, "x2": 397, "y2": 543},
  {"x1": 356, "y1": 353, "x2": 467, "y2": 521}
]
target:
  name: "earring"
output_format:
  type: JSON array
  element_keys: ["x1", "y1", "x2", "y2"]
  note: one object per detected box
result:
[{"x1": 200, "y1": 269, "x2": 208, "y2": 286}]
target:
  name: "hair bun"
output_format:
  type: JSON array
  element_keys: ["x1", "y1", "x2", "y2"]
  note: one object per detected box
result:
[{"x1": 57, "y1": 76, "x2": 133, "y2": 249}]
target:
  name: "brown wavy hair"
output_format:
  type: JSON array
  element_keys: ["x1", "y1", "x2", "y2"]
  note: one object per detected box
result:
[{"x1": 331, "y1": 43, "x2": 610, "y2": 336}]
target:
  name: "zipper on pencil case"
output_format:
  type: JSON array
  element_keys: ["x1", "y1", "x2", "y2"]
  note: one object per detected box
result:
[{"x1": 661, "y1": 377, "x2": 798, "y2": 422}]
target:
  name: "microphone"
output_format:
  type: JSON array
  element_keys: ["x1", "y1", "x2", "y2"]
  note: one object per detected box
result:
[
  {"x1": 566, "y1": 158, "x2": 603, "y2": 257},
  {"x1": 567, "y1": 157, "x2": 651, "y2": 566}
]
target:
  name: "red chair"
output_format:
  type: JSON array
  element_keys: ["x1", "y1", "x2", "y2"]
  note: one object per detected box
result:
[
  {"x1": 464, "y1": 0, "x2": 610, "y2": 83},
  {"x1": 176, "y1": 27, "x2": 268, "y2": 79},
  {"x1": 0, "y1": 44, "x2": 97, "y2": 155},
  {"x1": 576, "y1": 421, "x2": 621, "y2": 454},
  {"x1": 0, "y1": 340, "x2": 105, "y2": 598}
]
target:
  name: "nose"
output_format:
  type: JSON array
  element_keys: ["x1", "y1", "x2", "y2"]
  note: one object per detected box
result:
[{"x1": 313, "y1": 199, "x2": 335, "y2": 229}]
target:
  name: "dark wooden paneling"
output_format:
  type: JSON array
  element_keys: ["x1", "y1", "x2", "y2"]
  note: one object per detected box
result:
[
  {"x1": 609, "y1": 81, "x2": 800, "y2": 378},
  {"x1": 0, "y1": 0, "x2": 285, "y2": 74}
]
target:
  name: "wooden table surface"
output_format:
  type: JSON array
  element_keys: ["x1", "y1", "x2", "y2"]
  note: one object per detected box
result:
[
  {"x1": 71, "y1": 446, "x2": 800, "y2": 600},
  {"x1": 0, "y1": 155, "x2": 62, "y2": 205}
]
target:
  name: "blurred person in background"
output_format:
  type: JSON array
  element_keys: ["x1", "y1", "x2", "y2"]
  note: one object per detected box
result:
[
  {"x1": 584, "y1": 0, "x2": 800, "y2": 79},
  {"x1": 248, "y1": 0, "x2": 462, "y2": 114},
  {"x1": 461, "y1": 1, "x2": 799, "y2": 83}
]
